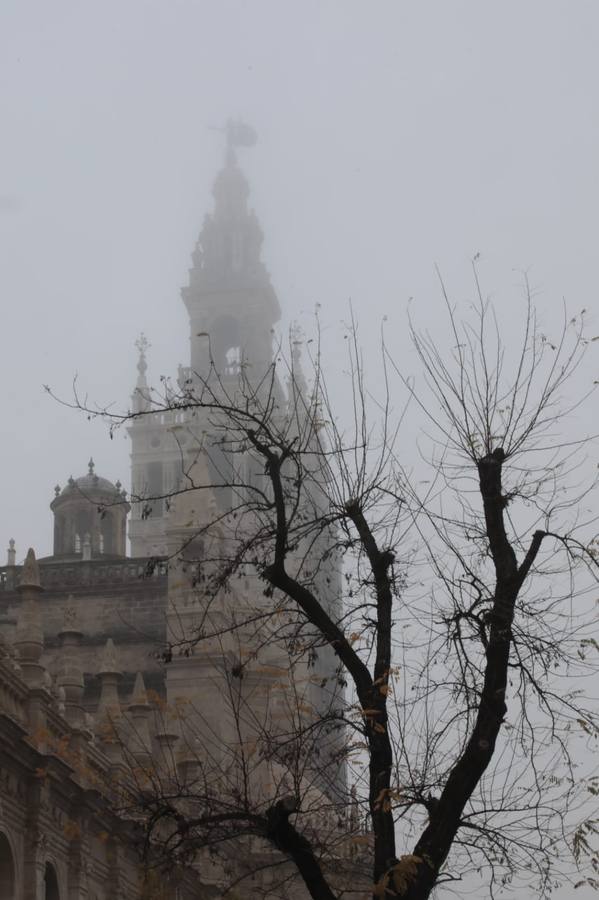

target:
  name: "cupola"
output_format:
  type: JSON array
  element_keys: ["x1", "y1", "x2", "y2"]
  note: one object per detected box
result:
[{"x1": 50, "y1": 459, "x2": 130, "y2": 559}]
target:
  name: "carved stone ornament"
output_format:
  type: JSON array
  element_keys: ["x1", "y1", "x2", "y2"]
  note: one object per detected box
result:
[
  {"x1": 34, "y1": 832, "x2": 48, "y2": 854},
  {"x1": 62, "y1": 599, "x2": 79, "y2": 632}
]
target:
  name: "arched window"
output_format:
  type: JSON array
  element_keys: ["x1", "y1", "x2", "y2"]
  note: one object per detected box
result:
[
  {"x1": 210, "y1": 315, "x2": 242, "y2": 376},
  {"x1": 225, "y1": 345, "x2": 241, "y2": 375},
  {"x1": 0, "y1": 833, "x2": 16, "y2": 899},
  {"x1": 44, "y1": 862, "x2": 60, "y2": 900}
]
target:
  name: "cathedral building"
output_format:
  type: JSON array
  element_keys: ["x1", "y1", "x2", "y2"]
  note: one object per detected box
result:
[{"x1": 0, "y1": 126, "x2": 354, "y2": 899}]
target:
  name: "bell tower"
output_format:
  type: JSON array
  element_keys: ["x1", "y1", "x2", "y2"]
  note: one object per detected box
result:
[
  {"x1": 181, "y1": 121, "x2": 281, "y2": 382},
  {"x1": 129, "y1": 123, "x2": 281, "y2": 557}
]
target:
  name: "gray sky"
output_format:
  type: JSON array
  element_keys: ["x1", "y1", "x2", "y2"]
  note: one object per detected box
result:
[{"x1": 1, "y1": 0, "x2": 598, "y2": 567}]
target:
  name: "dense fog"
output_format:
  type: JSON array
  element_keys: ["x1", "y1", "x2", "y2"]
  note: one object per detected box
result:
[{"x1": 1, "y1": 2, "x2": 597, "y2": 579}]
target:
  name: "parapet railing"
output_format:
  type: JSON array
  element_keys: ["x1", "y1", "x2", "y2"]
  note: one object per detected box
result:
[{"x1": 0, "y1": 558, "x2": 168, "y2": 592}]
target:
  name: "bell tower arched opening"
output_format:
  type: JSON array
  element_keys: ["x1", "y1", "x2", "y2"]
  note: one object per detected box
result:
[{"x1": 210, "y1": 314, "x2": 242, "y2": 377}]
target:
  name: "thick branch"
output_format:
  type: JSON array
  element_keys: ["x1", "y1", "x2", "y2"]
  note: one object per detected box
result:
[
  {"x1": 344, "y1": 500, "x2": 395, "y2": 683},
  {"x1": 266, "y1": 797, "x2": 338, "y2": 900},
  {"x1": 397, "y1": 452, "x2": 533, "y2": 898},
  {"x1": 250, "y1": 428, "x2": 399, "y2": 883},
  {"x1": 344, "y1": 499, "x2": 397, "y2": 882},
  {"x1": 169, "y1": 803, "x2": 337, "y2": 900},
  {"x1": 517, "y1": 529, "x2": 547, "y2": 585},
  {"x1": 265, "y1": 565, "x2": 372, "y2": 700},
  {"x1": 476, "y1": 449, "x2": 517, "y2": 580}
]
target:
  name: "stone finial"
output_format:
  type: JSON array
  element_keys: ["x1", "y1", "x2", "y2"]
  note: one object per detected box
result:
[
  {"x1": 88, "y1": 457, "x2": 95, "y2": 475},
  {"x1": 132, "y1": 333, "x2": 151, "y2": 414},
  {"x1": 6, "y1": 539, "x2": 15, "y2": 567},
  {"x1": 129, "y1": 671, "x2": 149, "y2": 709},
  {"x1": 54, "y1": 484, "x2": 61, "y2": 498},
  {"x1": 98, "y1": 638, "x2": 120, "y2": 676},
  {"x1": 127, "y1": 672, "x2": 152, "y2": 767},
  {"x1": 19, "y1": 548, "x2": 41, "y2": 590},
  {"x1": 135, "y1": 332, "x2": 150, "y2": 374}
]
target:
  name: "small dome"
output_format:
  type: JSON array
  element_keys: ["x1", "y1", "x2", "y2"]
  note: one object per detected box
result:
[
  {"x1": 58, "y1": 459, "x2": 122, "y2": 498},
  {"x1": 50, "y1": 459, "x2": 130, "y2": 560}
]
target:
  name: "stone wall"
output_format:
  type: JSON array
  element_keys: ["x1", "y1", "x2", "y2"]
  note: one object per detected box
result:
[
  {"x1": 0, "y1": 560, "x2": 168, "y2": 708},
  {"x1": 0, "y1": 654, "x2": 204, "y2": 900}
]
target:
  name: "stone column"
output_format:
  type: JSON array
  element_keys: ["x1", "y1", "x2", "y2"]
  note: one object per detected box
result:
[
  {"x1": 56, "y1": 601, "x2": 85, "y2": 729},
  {"x1": 97, "y1": 638, "x2": 123, "y2": 769}
]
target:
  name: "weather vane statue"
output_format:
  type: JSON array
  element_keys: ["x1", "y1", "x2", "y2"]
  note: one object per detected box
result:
[{"x1": 222, "y1": 118, "x2": 257, "y2": 164}]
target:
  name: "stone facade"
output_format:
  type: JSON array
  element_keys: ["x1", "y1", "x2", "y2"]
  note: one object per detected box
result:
[
  {"x1": 0, "y1": 556, "x2": 167, "y2": 709},
  {"x1": 0, "y1": 550, "x2": 205, "y2": 900}
]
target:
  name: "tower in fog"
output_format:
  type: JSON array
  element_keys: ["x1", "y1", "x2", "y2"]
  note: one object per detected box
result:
[{"x1": 129, "y1": 124, "x2": 281, "y2": 557}]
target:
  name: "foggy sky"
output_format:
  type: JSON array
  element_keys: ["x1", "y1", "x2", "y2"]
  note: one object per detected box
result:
[
  {"x1": 1, "y1": 5, "x2": 598, "y2": 897},
  {"x1": 1, "y1": 0, "x2": 598, "y2": 567}
]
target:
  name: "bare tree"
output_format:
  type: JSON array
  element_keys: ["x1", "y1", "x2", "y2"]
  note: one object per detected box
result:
[{"x1": 57, "y1": 274, "x2": 599, "y2": 899}]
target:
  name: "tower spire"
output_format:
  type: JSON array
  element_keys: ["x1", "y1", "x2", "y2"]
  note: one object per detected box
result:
[
  {"x1": 132, "y1": 333, "x2": 151, "y2": 414},
  {"x1": 130, "y1": 129, "x2": 281, "y2": 557},
  {"x1": 289, "y1": 324, "x2": 308, "y2": 399},
  {"x1": 182, "y1": 122, "x2": 280, "y2": 378}
]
